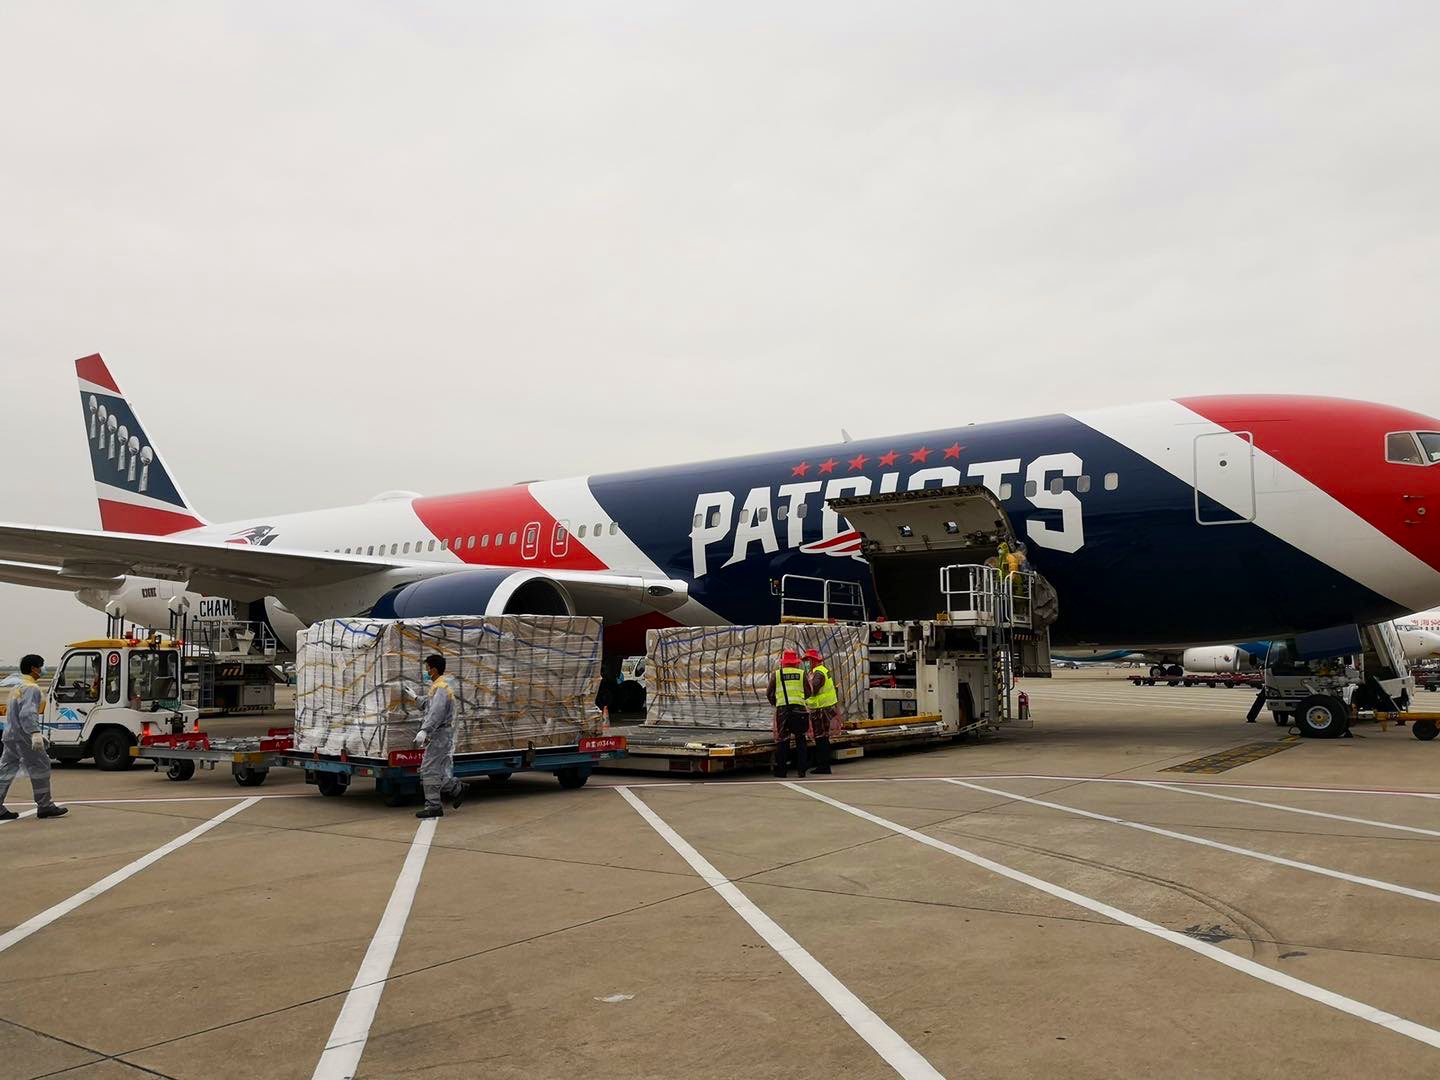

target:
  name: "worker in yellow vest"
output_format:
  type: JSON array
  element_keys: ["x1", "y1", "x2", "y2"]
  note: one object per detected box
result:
[
  {"x1": 765, "y1": 648, "x2": 810, "y2": 778},
  {"x1": 803, "y1": 648, "x2": 840, "y2": 775}
]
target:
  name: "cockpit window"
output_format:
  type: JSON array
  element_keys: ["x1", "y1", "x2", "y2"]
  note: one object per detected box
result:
[
  {"x1": 1419, "y1": 432, "x2": 1440, "y2": 464},
  {"x1": 1387, "y1": 432, "x2": 1425, "y2": 465}
]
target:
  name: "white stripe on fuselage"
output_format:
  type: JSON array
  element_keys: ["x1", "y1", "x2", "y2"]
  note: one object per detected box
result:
[{"x1": 1072, "y1": 400, "x2": 1440, "y2": 611}]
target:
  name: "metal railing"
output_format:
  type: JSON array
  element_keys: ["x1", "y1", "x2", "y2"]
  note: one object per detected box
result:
[
  {"x1": 940, "y1": 564, "x2": 1000, "y2": 625},
  {"x1": 779, "y1": 575, "x2": 868, "y2": 623},
  {"x1": 180, "y1": 619, "x2": 279, "y2": 661}
]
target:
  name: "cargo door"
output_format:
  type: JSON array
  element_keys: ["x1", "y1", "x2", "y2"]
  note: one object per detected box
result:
[
  {"x1": 1193, "y1": 431, "x2": 1255, "y2": 525},
  {"x1": 828, "y1": 484, "x2": 1018, "y2": 622}
]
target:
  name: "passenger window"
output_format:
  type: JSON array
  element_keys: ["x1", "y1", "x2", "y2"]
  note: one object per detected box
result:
[
  {"x1": 1104, "y1": 472, "x2": 1119, "y2": 491},
  {"x1": 55, "y1": 652, "x2": 101, "y2": 704},
  {"x1": 390, "y1": 543, "x2": 398, "y2": 555},
  {"x1": 1388, "y1": 432, "x2": 1425, "y2": 465},
  {"x1": 999, "y1": 482, "x2": 1013, "y2": 501},
  {"x1": 509, "y1": 531, "x2": 518, "y2": 545},
  {"x1": 481, "y1": 534, "x2": 490, "y2": 547},
  {"x1": 468, "y1": 536, "x2": 476, "y2": 549},
  {"x1": 1049, "y1": 478, "x2": 1064, "y2": 495},
  {"x1": 797, "y1": 503, "x2": 808, "y2": 519},
  {"x1": 691, "y1": 515, "x2": 700, "y2": 530},
  {"x1": 758, "y1": 507, "x2": 768, "y2": 522},
  {"x1": 777, "y1": 505, "x2": 789, "y2": 520},
  {"x1": 454, "y1": 536, "x2": 462, "y2": 549},
  {"x1": 1076, "y1": 475, "x2": 1091, "y2": 494},
  {"x1": 403, "y1": 542, "x2": 411, "y2": 554},
  {"x1": 1024, "y1": 481, "x2": 1038, "y2": 498},
  {"x1": 595, "y1": 522, "x2": 603, "y2": 535},
  {"x1": 428, "y1": 540, "x2": 436, "y2": 552},
  {"x1": 494, "y1": 533, "x2": 503, "y2": 546},
  {"x1": 367, "y1": 545, "x2": 375, "y2": 555},
  {"x1": 609, "y1": 522, "x2": 618, "y2": 535},
  {"x1": 344, "y1": 547, "x2": 351, "y2": 554},
  {"x1": 579, "y1": 525, "x2": 588, "y2": 538},
  {"x1": 441, "y1": 538, "x2": 449, "y2": 550},
  {"x1": 708, "y1": 509, "x2": 722, "y2": 528}
]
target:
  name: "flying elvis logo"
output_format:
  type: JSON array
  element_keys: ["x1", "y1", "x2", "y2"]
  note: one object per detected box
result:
[
  {"x1": 225, "y1": 525, "x2": 281, "y2": 547},
  {"x1": 689, "y1": 452, "x2": 1086, "y2": 578}
]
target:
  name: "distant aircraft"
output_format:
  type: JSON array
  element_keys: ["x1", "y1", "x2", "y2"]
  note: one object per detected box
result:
[{"x1": 1, "y1": 354, "x2": 1439, "y2": 658}]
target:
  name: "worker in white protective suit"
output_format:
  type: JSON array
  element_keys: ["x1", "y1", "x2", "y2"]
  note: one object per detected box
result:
[
  {"x1": 0, "y1": 654, "x2": 68, "y2": 820},
  {"x1": 413, "y1": 653, "x2": 465, "y2": 818}
]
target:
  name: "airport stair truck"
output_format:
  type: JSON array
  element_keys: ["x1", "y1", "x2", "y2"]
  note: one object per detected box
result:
[
  {"x1": 1256, "y1": 621, "x2": 1428, "y2": 738},
  {"x1": 12, "y1": 634, "x2": 202, "y2": 771},
  {"x1": 608, "y1": 484, "x2": 1057, "y2": 773}
]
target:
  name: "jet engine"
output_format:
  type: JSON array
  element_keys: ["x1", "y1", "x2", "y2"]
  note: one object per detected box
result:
[{"x1": 369, "y1": 568, "x2": 575, "y2": 619}]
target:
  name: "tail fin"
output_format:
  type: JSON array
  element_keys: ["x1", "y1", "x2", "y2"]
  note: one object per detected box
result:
[{"x1": 76, "y1": 354, "x2": 206, "y2": 534}]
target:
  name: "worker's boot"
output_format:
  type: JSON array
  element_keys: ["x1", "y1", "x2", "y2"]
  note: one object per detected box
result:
[
  {"x1": 37, "y1": 806, "x2": 68, "y2": 819},
  {"x1": 415, "y1": 805, "x2": 443, "y2": 819},
  {"x1": 0, "y1": 808, "x2": 18, "y2": 821}
]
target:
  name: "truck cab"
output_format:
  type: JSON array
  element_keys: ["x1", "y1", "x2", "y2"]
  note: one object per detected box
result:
[{"x1": 43, "y1": 636, "x2": 200, "y2": 770}]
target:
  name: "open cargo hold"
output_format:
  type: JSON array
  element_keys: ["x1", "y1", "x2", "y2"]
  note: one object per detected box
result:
[{"x1": 294, "y1": 615, "x2": 605, "y2": 757}]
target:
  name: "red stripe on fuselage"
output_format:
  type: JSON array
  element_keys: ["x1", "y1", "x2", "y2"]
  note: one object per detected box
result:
[
  {"x1": 75, "y1": 354, "x2": 121, "y2": 393},
  {"x1": 411, "y1": 488, "x2": 608, "y2": 571},
  {"x1": 1179, "y1": 395, "x2": 1440, "y2": 574},
  {"x1": 98, "y1": 499, "x2": 204, "y2": 536}
]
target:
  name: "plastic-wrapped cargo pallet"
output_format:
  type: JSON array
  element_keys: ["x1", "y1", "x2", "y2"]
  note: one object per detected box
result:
[
  {"x1": 644, "y1": 624, "x2": 867, "y2": 729},
  {"x1": 295, "y1": 616, "x2": 603, "y2": 757}
]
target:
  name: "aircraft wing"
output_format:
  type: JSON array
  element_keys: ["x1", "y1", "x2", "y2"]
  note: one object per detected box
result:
[
  {"x1": 0, "y1": 522, "x2": 691, "y2": 616},
  {"x1": 0, "y1": 521, "x2": 400, "y2": 593}
]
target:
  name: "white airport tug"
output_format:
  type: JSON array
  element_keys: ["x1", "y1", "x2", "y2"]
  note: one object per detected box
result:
[{"x1": 40, "y1": 634, "x2": 200, "y2": 769}]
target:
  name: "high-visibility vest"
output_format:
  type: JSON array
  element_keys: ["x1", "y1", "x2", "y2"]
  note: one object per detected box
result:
[
  {"x1": 776, "y1": 665, "x2": 807, "y2": 707},
  {"x1": 805, "y1": 664, "x2": 838, "y2": 710}
]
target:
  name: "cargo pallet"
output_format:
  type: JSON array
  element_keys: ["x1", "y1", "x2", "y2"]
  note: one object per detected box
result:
[
  {"x1": 601, "y1": 715, "x2": 958, "y2": 775},
  {"x1": 1128, "y1": 674, "x2": 1262, "y2": 689},
  {"x1": 132, "y1": 729, "x2": 628, "y2": 804}
]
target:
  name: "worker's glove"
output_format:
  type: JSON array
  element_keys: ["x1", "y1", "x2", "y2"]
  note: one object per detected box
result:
[
  {"x1": 30, "y1": 731, "x2": 45, "y2": 752},
  {"x1": 414, "y1": 730, "x2": 429, "y2": 749}
]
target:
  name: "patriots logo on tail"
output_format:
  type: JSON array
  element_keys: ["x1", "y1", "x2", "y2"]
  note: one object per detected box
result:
[
  {"x1": 225, "y1": 525, "x2": 280, "y2": 547},
  {"x1": 799, "y1": 529, "x2": 864, "y2": 560}
]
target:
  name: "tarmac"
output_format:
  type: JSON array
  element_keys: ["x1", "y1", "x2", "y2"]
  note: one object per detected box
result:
[{"x1": 2, "y1": 670, "x2": 1439, "y2": 1079}]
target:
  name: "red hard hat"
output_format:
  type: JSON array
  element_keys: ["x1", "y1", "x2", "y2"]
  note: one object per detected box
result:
[
  {"x1": 804, "y1": 648, "x2": 823, "y2": 663},
  {"x1": 781, "y1": 650, "x2": 801, "y2": 666}
]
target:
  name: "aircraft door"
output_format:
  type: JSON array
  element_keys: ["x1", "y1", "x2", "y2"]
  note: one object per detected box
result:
[
  {"x1": 1193, "y1": 431, "x2": 1255, "y2": 525},
  {"x1": 551, "y1": 520, "x2": 570, "y2": 559},
  {"x1": 522, "y1": 521, "x2": 541, "y2": 560}
]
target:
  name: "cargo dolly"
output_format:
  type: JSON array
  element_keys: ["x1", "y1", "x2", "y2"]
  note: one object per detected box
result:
[{"x1": 133, "y1": 729, "x2": 628, "y2": 803}]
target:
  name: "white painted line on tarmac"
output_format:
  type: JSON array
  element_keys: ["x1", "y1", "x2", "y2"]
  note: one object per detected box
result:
[
  {"x1": 789, "y1": 783, "x2": 1440, "y2": 1050},
  {"x1": 1139, "y1": 782, "x2": 1440, "y2": 838},
  {"x1": 0, "y1": 796, "x2": 261, "y2": 956},
  {"x1": 0, "y1": 809, "x2": 39, "y2": 824},
  {"x1": 622, "y1": 775, "x2": 1440, "y2": 798},
  {"x1": 944, "y1": 779, "x2": 1440, "y2": 904},
  {"x1": 616, "y1": 786, "x2": 943, "y2": 1080},
  {"x1": 313, "y1": 817, "x2": 438, "y2": 1080},
  {"x1": 8, "y1": 794, "x2": 317, "y2": 806}
]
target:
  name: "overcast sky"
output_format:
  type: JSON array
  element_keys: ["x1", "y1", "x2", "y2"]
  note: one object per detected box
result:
[{"x1": 3, "y1": 2, "x2": 1440, "y2": 661}]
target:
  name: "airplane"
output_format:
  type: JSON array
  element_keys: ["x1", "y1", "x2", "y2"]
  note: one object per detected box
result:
[{"x1": 1, "y1": 354, "x2": 1439, "y2": 662}]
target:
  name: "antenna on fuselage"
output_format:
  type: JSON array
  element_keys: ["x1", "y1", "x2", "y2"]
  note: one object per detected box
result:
[{"x1": 840, "y1": 428, "x2": 853, "y2": 443}]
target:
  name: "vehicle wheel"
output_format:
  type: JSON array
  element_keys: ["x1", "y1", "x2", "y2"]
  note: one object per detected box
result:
[
  {"x1": 488, "y1": 771, "x2": 513, "y2": 782},
  {"x1": 1295, "y1": 695, "x2": 1348, "y2": 739},
  {"x1": 234, "y1": 767, "x2": 268, "y2": 787},
  {"x1": 92, "y1": 727, "x2": 135, "y2": 771},
  {"x1": 556, "y1": 767, "x2": 589, "y2": 789},
  {"x1": 1413, "y1": 719, "x2": 1438, "y2": 741},
  {"x1": 1149, "y1": 665, "x2": 1164, "y2": 679},
  {"x1": 166, "y1": 760, "x2": 196, "y2": 782},
  {"x1": 315, "y1": 772, "x2": 349, "y2": 797},
  {"x1": 1206, "y1": 681, "x2": 1217, "y2": 689}
]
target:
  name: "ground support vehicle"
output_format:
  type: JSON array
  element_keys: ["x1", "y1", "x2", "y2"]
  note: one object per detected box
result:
[
  {"x1": 26, "y1": 635, "x2": 201, "y2": 770},
  {"x1": 1129, "y1": 672, "x2": 1262, "y2": 689},
  {"x1": 1260, "y1": 622, "x2": 1415, "y2": 738},
  {"x1": 134, "y1": 729, "x2": 628, "y2": 801},
  {"x1": 606, "y1": 485, "x2": 1054, "y2": 774}
]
